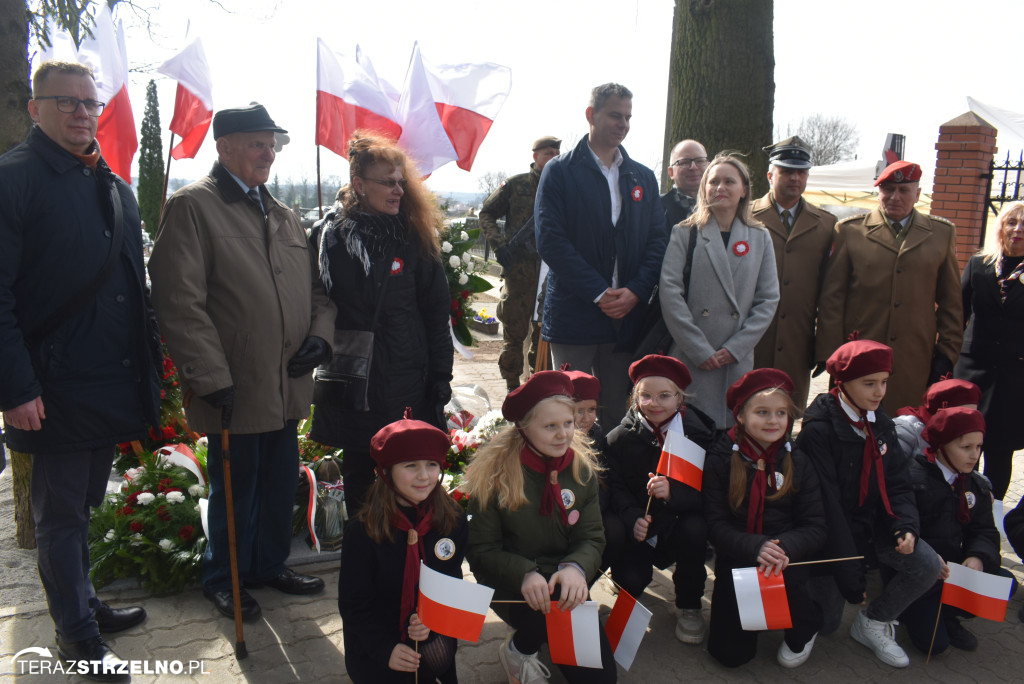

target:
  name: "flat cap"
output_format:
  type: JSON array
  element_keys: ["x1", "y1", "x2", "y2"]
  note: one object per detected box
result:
[
  {"x1": 875, "y1": 160, "x2": 922, "y2": 186},
  {"x1": 213, "y1": 103, "x2": 287, "y2": 140},
  {"x1": 532, "y1": 136, "x2": 561, "y2": 151}
]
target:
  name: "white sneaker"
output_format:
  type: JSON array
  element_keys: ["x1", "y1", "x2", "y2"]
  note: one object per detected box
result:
[
  {"x1": 498, "y1": 633, "x2": 551, "y2": 684},
  {"x1": 777, "y1": 633, "x2": 817, "y2": 668},
  {"x1": 850, "y1": 610, "x2": 910, "y2": 668},
  {"x1": 675, "y1": 608, "x2": 707, "y2": 644}
]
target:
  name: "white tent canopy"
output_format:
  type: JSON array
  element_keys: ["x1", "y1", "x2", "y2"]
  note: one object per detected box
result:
[{"x1": 968, "y1": 96, "x2": 1024, "y2": 158}]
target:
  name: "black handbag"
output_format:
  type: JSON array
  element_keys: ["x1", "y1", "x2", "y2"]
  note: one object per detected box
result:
[
  {"x1": 628, "y1": 224, "x2": 697, "y2": 360},
  {"x1": 312, "y1": 257, "x2": 392, "y2": 412}
]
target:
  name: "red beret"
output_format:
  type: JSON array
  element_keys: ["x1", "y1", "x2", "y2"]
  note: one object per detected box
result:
[
  {"x1": 629, "y1": 354, "x2": 692, "y2": 391},
  {"x1": 922, "y1": 407, "x2": 986, "y2": 449},
  {"x1": 563, "y1": 369, "x2": 601, "y2": 402},
  {"x1": 826, "y1": 339, "x2": 893, "y2": 383},
  {"x1": 875, "y1": 160, "x2": 922, "y2": 186},
  {"x1": 502, "y1": 370, "x2": 575, "y2": 423},
  {"x1": 727, "y1": 368, "x2": 795, "y2": 418},
  {"x1": 923, "y1": 379, "x2": 982, "y2": 415},
  {"x1": 371, "y1": 411, "x2": 450, "y2": 470}
]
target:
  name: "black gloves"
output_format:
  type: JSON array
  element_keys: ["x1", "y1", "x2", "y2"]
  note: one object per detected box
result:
[
  {"x1": 494, "y1": 244, "x2": 514, "y2": 270},
  {"x1": 287, "y1": 336, "x2": 332, "y2": 378},
  {"x1": 927, "y1": 353, "x2": 954, "y2": 385},
  {"x1": 811, "y1": 361, "x2": 827, "y2": 378},
  {"x1": 201, "y1": 386, "x2": 234, "y2": 430},
  {"x1": 428, "y1": 380, "x2": 452, "y2": 429}
]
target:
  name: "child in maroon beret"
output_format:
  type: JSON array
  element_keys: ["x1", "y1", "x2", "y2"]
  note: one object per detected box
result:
[
  {"x1": 796, "y1": 338, "x2": 943, "y2": 669},
  {"x1": 894, "y1": 378, "x2": 981, "y2": 459},
  {"x1": 464, "y1": 371, "x2": 616, "y2": 683},
  {"x1": 338, "y1": 410, "x2": 467, "y2": 683},
  {"x1": 703, "y1": 369, "x2": 827, "y2": 668},
  {"x1": 899, "y1": 408, "x2": 1012, "y2": 655},
  {"x1": 603, "y1": 354, "x2": 724, "y2": 646}
]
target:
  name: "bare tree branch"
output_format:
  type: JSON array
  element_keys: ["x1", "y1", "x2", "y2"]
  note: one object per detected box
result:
[{"x1": 793, "y1": 114, "x2": 860, "y2": 166}]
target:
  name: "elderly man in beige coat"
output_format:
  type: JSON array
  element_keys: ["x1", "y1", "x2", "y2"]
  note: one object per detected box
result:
[
  {"x1": 816, "y1": 160, "x2": 962, "y2": 414},
  {"x1": 752, "y1": 136, "x2": 837, "y2": 409},
  {"x1": 149, "y1": 104, "x2": 336, "y2": 622}
]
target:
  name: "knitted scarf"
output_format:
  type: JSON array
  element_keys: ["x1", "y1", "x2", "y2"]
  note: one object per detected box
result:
[
  {"x1": 519, "y1": 444, "x2": 574, "y2": 524},
  {"x1": 831, "y1": 387, "x2": 894, "y2": 517},
  {"x1": 727, "y1": 427, "x2": 786, "y2": 534}
]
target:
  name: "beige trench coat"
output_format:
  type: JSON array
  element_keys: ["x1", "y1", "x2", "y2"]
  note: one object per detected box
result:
[
  {"x1": 815, "y1": 207, "x2": 962, "y2": 414},
  {"x1": 751, "y1": 193, "x2": 837, "y2": 408},
  {"x1": 149, "y1": 163, "x2": 336, "y2": 434}
]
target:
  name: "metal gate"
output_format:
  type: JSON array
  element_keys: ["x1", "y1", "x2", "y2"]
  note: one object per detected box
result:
[{"x1": 984, "y1": 151, "x2": 1024, "y2": 243}]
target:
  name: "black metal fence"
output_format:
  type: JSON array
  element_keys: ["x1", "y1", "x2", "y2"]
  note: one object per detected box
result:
[{"x1": 985, "y1": 151, "x2": 1024, "y2": 242}]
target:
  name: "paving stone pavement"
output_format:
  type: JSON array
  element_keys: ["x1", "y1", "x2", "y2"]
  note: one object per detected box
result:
[{"x1": 2, "y1": 278, "x2": 1024, "y2": 682}]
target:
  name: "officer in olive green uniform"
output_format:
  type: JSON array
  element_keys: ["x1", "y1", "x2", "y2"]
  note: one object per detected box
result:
[{"x1": 480, "y1": 136, "x2": 561, "y2": 390}]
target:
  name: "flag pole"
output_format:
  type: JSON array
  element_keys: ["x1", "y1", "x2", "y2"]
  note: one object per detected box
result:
[
  {"x1": 643, "y1": 495, "x2": 653, "y2": 519},
  {"x1": 160, "y1": 132, "x2": 176, "y2": 218},
  {"x1": 926, "y1": 602, "x2": 943, "y2": 664},
  {"x1": 316, "y1": 145, "x2": 324, "y2": 219},
  {"x1": 788, "y1": 555, "x2": 864, "y2": 567},
  {"x1": 491, "y1": 600, "x2": 529, "y2": 604}
]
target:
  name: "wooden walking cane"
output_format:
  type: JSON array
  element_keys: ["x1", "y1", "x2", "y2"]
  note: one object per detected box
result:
[{"x1": 221, "y1": 406, "x2": 248, "y2": 659}]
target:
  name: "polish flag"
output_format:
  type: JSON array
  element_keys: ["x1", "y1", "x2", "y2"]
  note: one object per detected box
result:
[
  {"x1": 419, "y1": 52, "x2": 511, "y2": 171},
  {"x1": 656, "y1": 431, "x2": 706, "y2": 491},
  {"x1": 417, "y1": 562, "x2": 494, "y2": 642},
  {"x1": 941, "y1": 562, "x2": 1014, "y2": 622},
  {"x1": 604, "y1": 588, "x2": 652, "y2": 671},
  {"x1": 40, "y1": 4, "x2": 137, "y2": 182},
  {"x1": 157, "y1": 38, "x2": 213, "y2": 160},
  {"x1": 395, "y1": 43, "x2": 457, "y2": 176},
  {"x1": 316, "y1": 38, "x2": 402, "y2": 159},
  {"x1": 731, "y1": 567, "x2": 792, "y2": 631},
  {"x1": 545, "y1": 601, "x2": 603, "y2": 669}
]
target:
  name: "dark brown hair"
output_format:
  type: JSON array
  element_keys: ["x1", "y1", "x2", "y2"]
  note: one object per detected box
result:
[{"x1": 357, "y1": 472, "x2": 462, "y2": 544}]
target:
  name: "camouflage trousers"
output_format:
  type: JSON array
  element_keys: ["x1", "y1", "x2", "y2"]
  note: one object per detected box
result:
[{"x1": 496, "y1": 261, "x2": 541, "y2": 384}]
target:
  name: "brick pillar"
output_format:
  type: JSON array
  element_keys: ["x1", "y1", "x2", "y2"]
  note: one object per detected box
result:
[{"x1": 930, "y1": 111, "x2": 997, "y2": 270}]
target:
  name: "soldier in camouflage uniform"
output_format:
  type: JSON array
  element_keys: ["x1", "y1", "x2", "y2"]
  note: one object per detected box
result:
[{"x1": 480, "y1": 136, "x2": 561, "y2": 390}]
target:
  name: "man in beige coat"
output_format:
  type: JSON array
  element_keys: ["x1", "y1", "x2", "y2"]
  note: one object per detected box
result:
[
  {"x1": 816, "y1": 160, "x2": 962, "y2": 414},
  {"x1": 752, "y1": 136, "x2": 836, "y2": 408},
  {"x1": 149, "y1": 104, "x2": 336, "y2": 622}
]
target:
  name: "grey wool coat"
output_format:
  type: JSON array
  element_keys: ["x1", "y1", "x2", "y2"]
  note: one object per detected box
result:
[{"x1": 659, "y1": 217, "x2": 780, "y2": 427}]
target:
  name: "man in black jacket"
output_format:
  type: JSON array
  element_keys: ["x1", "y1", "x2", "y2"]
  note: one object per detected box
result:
[{"x1": 0, "y1": 61, "x2": 161, "y2": 682}]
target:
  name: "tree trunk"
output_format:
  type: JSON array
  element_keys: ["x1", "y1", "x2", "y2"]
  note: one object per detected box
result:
[
  {"x1": 12, "y1": 450, "x2": 35, "y2": 549},
  {"x1": 662, "y1": 0, "x2": 775, "y2": 198},
  {"x1": 0, "y1": 0, "x2": 31, "y2": 154}
]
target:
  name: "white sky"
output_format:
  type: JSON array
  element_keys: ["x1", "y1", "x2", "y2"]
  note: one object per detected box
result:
[{"x1": 47, "y1": 0, "x2": 1024, "y2": 196}]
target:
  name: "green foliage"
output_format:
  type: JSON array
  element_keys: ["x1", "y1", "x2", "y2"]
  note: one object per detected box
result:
[
  {"x1": 89, "y1": 449, "x2": 208, "y2": 594},
  {"x1": 439, "y1": 222, "x2": 493, "y2": 346},
  {"x1": 137, "y1": 79, "x2": 163, "y2": 238}
]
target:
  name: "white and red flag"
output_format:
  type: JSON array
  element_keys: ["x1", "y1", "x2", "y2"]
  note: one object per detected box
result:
[
  {"x1": 157, "y1": 37, "x2": 213, "y2": 160},
  {"x1": 316, "y1": 38, "x2": 401, "y2": 159},
  {"x1": 417, "y1": 562, "x2": 494, "y2": 642},
  {"x1": 419, "y1": 52, "x2": 511, "y2": 171},
  {"x1": 545, "y1": 601, "x2": 603, "y2": 669},
  {"x1": 41, "y1": 3, "x2": 137, "y2": 182},
  {"x1": 395, "y1": 43, "x2": 457, "y2": 176},
  {"x1": 656, "y1": 430, "x2": 706, "y2": 491},
  {"x1": 604, "y1": 588, "x2": 652, "y2": 671},
  {"x1": 941, "y1": 562, "x2": 1014, "y2": 622},
  {"x1": 731, "y1": 567, "x2": 792, "y2": 631}
]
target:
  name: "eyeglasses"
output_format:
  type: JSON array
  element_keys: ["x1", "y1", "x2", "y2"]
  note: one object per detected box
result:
[
  {"x1": 34, "y1": 96, "x2": 105, "y2": 117},
  {"x1": 637, "y1": 391, "x2": 680, "y2": 406},
  {"x1": 671, "y1": 157, "x2": 708, "y2": 168},
  {"x1": 364, "y1": 177, "x2": 408, "y2": 190}
]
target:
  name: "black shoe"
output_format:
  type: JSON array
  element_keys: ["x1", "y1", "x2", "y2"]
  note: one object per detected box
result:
[
  {"x1": 260, "y1": 567, "x2": 325, "y2": 595},
  {"x1": 203, "y1": 587, "x2": 261, "y2": 622},
  {"x1": 945, "y1": 618, "x2": 978, "y2": 651},
  {"x1": 56, "y1": 633, "x2": 131, "y2": 682},
  {"x1": 95, "y1": 603, "x2": 147, "y2": 634}
]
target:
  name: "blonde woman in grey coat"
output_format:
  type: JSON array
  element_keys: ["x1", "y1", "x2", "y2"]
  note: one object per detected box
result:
[{"x1": 659, "y1": 154, "x2": 779, "y2": 428}]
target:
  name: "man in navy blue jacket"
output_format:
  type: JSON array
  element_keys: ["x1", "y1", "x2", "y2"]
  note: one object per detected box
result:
[{"x1": 535, "y1": 83, "x2": 668, "y2": 425}]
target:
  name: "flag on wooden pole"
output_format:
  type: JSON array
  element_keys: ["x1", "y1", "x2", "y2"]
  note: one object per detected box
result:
[
  {"x1": 604, "y1": 588, "x2": 652, "y2": 670},
  {"x1": 545, "y1": 601, "x2": 603, "y2": 668},
  {"x1": 417, "y1": 562, "x2": 494, "y2": 642},
  {"x1": 656, "y1": 431, "x2": 706, "y2": 491},
  {"x1": 731, "y1": 567, "x2": 792, "y2": 630},
  {"x1": 157, "y1": 37, "x2": 214, "y2": 160},
  {"x1": 940, "y1": 562, "x2": 1013, "y2": 622}
]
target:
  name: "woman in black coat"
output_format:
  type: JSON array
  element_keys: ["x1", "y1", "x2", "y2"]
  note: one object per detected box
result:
[
  {"x1": 954, "y1": 200, "x2": 1024, "y2": 500},
  {"x1": 311, "y1": 134, "x2": 454, "y2": 515}
]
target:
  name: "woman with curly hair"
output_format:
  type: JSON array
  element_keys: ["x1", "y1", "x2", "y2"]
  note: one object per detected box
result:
[{"x1": 310, "y1": 133, "x2": 453, "y2": 516}]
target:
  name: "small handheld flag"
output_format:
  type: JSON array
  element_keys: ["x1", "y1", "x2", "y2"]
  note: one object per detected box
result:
[
  {"x1": 941, "y1": 562, "x2": 1013, "y2": 622},
  {"x1": 604, "y1": 588, "x2": 652, "y2": 670},
  {"x1": 417, "y1": 562, "x2": 494, "y2": 642},
  {"x1": 545, "y1": 601, "x2": 603, "y2": 668},
  {"x1": 731, "y1": 566, "x2": 792, "y2": 630},
  {"x1": 656, "y1": 431, "x2": 706, "y2": 491}
]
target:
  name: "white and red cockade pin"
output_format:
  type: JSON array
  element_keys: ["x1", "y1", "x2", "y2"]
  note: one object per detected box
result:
[
  {"x1": 631, "y1": 185, "x2": 643, "y2": 202},
  {"x1": 391, "y1": 257, "x2": 405, "y2": 274},
  {"x1": 733, "y1": 241, "x2": 750, "y2": 256}
]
